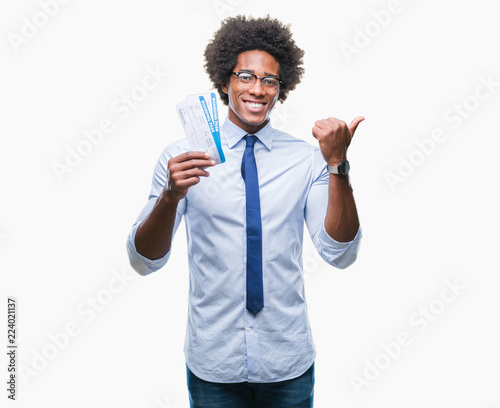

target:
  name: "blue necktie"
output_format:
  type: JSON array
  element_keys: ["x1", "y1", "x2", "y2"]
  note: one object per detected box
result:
[{"x1": 241, "y1": 135, "x2": 264, "y2": 316}]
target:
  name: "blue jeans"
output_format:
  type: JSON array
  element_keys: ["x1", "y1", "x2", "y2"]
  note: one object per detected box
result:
[{"x1": 186, "y1": 363, "x2": 314, "y2": 408}]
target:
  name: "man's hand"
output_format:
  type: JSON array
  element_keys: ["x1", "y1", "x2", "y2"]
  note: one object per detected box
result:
[
  {"x1": 163, "y1": 151, "x2": 215, "y2": 201},
  {"x1": 312, "y1": 116, "x2": 365, "y2": 166}
]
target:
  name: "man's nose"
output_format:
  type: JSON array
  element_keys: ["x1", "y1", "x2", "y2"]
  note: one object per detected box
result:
[{"x1": 248, "y1": 78, "x2": 266, "y2": 95}]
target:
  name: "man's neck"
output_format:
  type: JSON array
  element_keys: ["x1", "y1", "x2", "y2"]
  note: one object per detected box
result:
[{"x1": 227, "y1": 110, "x2": 269, "y2": 135}]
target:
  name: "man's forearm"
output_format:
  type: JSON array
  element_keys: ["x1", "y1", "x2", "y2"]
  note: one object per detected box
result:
[
  {"x1": 134, "y1": 193, "x2": 180, "y2": 260},
  {"x1": 324, "y1": 174, "x2": 359, "y2": 242},
  {"x1": 133, "y1": 151, "x2": 215, "y2": 261},
  {"x1": 312, "y1": 115, "x2": 363, "y2": 243}
]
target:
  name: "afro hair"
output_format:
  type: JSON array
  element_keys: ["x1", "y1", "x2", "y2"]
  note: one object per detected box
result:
[{"x1": 204, "y1": 15, "x2": 305, "y2": 105}]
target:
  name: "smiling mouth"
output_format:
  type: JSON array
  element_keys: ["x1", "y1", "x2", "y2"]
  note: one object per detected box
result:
[{"x1": 244, "y1": 101, "x2": 266, "y2": 109}]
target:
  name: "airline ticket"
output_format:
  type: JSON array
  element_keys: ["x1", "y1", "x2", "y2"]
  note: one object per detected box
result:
[{"x1": 176, "y1": 92, "x2": 225, "y2": 164}]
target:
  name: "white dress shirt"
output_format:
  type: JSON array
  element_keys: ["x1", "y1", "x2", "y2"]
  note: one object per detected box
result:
[{"x1": 127, "y1": 118, "x2": 362, "y2": 383}]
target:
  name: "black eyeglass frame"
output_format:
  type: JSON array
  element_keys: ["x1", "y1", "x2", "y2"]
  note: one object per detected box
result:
[{"x1": 232, "y1": 72, "x2": 284, "y2": 92}]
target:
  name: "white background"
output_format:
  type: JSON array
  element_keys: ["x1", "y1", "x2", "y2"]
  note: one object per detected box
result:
[{"x1": 1, "y1": 0, "x2": 499, "y2": 407}]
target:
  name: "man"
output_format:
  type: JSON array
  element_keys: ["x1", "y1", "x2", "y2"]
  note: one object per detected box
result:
[{"x1": 127, "y1": 15, "x2": 363, "y2": 408}]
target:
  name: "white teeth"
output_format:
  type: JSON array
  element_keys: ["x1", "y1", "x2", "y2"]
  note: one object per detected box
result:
[{"x1": 247, "y1": 102, "x2": 263, "y2": 108}]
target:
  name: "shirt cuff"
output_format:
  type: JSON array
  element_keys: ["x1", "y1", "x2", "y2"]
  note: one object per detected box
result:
[
  {"x1": 316, "y1": 224, "x2": 362, "y2": 269},
  {"x1": 126, "y1": 223, "x2": 171, "y2": 276}
]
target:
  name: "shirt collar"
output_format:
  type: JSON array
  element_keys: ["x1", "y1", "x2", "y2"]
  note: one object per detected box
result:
[{"x1": 222, "y1": 117, "x2": 274, "y2": 151}]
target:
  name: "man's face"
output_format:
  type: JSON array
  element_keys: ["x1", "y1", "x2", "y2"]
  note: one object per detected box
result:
[{"x1": 222, "y1": 50, "x2": 280, "y2": 135}]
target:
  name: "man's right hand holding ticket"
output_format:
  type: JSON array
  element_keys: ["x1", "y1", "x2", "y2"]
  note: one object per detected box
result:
[{"x1": 162, "y1": 151, "x2": 216, "y2": 202}]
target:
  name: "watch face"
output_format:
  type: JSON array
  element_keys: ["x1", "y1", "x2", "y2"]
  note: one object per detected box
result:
[{"x1": 339, "y1": 160, "x2": 350, "y2": 175}]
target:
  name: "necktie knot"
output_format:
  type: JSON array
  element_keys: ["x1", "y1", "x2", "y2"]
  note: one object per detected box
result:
[{"x1": 245, "y1": 134, "x2": 257, "y2": 148}]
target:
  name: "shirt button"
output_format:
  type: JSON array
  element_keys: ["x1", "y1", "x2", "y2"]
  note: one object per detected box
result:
[{"x1": 247, "y1": 328, "x2": 252, "y2": 332}]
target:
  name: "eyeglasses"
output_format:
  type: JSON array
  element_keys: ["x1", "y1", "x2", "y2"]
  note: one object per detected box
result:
[{"x1": 232, "y1": 72, "x2": 283, "y2": 94}]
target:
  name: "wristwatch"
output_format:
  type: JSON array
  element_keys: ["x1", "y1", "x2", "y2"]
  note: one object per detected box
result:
[
  {"x1": 328, "y1": 159, "x2": 350, "y2": 176},
  {"x1": 327, "y1": 129, "x2": 350, "y2": 175}
]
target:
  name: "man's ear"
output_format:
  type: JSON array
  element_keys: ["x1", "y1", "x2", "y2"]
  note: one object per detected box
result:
[{"x1": 221, "y1": 83, "x2": 228, "y2": 94}]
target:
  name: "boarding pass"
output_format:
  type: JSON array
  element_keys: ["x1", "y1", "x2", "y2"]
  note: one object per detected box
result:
[{"x1": 176, "y1": 92, "x2": 225, "y2": 164}]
